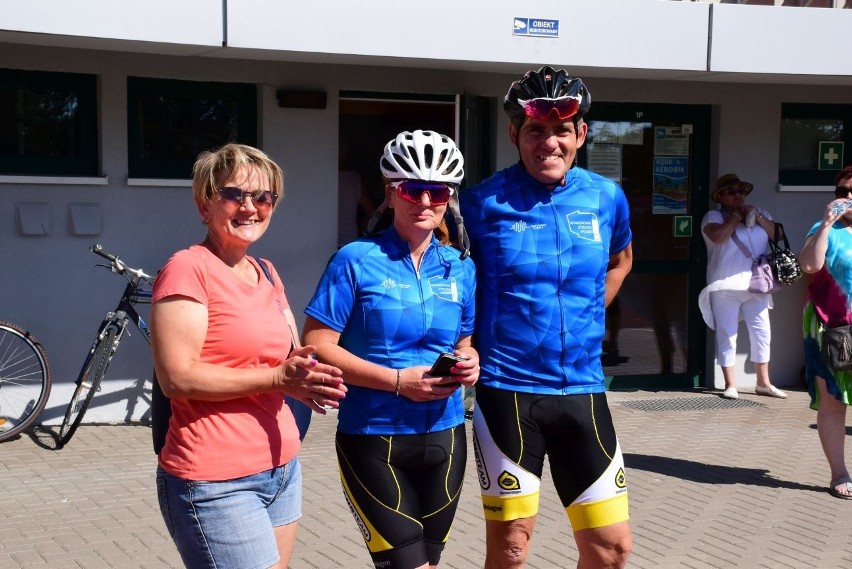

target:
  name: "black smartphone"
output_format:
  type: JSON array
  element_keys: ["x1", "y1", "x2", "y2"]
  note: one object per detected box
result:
[{"x1": 428, "y1": 352, "x2": 469, "y2": 377}]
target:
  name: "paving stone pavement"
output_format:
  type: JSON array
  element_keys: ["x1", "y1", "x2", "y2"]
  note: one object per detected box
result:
[{"x1": 1, "y1": 388, "x2": 850, "y2": 568}]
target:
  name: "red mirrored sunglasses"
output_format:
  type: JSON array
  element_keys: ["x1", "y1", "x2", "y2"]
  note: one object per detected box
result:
[
  {"x1": 389, "y1": 180, "x2": 455, "y2": 205},
  {"x1": 518, "y1": 96, "x2": 581, "y2": 121}
]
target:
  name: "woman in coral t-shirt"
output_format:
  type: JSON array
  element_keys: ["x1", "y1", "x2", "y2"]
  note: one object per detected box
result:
[{"x1": 150, "y1": 143, "x2": 346, "y2": 569}]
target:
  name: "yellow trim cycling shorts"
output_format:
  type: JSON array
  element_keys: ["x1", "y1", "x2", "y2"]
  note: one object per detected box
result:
[{"x1": 472, "y1": 385, "x2": 629, "y2": 530}]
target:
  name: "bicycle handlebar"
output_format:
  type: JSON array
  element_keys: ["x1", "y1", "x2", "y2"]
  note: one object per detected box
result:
[{"x1": 90, "y1": 243, "x2": 155, "y2": 281}]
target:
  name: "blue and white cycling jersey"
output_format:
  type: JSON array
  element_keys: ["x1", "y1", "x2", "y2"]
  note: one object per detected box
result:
[
  {"x1": 460, "y1": 163, "x2": 631, "y2": 395},
  {"x1": 304, "y1": 227, "x2": 476, "y2": 435}
]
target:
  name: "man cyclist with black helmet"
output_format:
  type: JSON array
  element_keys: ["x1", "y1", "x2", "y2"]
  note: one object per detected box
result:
[{"x1": 460, "y1": 66, "x2": 633, "y2": 568}]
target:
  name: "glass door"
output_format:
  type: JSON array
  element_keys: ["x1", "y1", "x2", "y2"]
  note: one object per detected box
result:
[
  {"x1": 338, "y1": 92, "x2": 457, "y2": 245},
  {"x1": 579, "y1": 103, "x2": 711, "y2": 389}
]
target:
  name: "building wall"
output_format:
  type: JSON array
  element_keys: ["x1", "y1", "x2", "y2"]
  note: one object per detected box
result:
[
  {"x1": 3, "y1": 1, "x2": 852, "y2": 422},
  {"x1": 0, "y1": 0, "x2": 222, "y2": 49},
  {"x1": 4, "y1": 2, "x2": 852, "y2": 79},
  {"x1": 0, "y1": 46, "x2": 513, "y2": 424}
]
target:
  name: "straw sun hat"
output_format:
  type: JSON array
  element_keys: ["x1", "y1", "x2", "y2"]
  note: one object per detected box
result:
[{"x1": 712, "y1": 173, "x2": 753, "y2": 203}]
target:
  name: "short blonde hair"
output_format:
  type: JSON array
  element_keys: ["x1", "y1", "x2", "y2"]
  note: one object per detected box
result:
[{"x1": 192, "y1": 143, "x2": 283, "y2": 208}]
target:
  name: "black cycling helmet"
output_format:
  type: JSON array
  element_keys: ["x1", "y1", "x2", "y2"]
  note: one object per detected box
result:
[{"x1": 504, "y1": 65, "x2": 591, "y2": 122}]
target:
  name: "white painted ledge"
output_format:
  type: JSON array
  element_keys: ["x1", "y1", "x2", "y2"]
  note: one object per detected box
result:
[
  {"x1": 0, "y1": 175, "x2": 109, "y2": 186},
  {"x1": 126, "y1": 178, "x2": 192, "y2": 187}
]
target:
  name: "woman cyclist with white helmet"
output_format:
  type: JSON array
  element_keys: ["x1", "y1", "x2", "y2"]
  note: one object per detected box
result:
[{"x1": 303, "y1": 130, "x2": 479, "y2": 569}]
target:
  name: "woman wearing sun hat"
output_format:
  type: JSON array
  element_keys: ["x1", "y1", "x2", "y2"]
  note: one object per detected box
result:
[{"x1": 698, "y1": 173, "x2": 788, "y2": 400}]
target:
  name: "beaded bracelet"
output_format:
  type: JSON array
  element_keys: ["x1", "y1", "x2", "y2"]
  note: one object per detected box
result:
[{"x1": 395, "y1": 369, "x2": 401, "y2": 397}]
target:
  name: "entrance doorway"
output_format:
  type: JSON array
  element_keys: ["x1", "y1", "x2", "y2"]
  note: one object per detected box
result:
[
  {"x1": 337, "y1": 93, "x2": 457, "y2": 246},
  {"x1": 579, "y1": 103, "x2": 712, "y2": 389}
]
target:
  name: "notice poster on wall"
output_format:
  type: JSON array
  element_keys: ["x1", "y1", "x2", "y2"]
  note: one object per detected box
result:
[
  {"x1": 653, "y1": 126, "x2": 689, "y2": 156},
  {"x1": 652, "y1": 156, "x2": 688, "y2": 214},
  {"x1": 586, "y1": 144, "x2": 622, "y2": 183}
]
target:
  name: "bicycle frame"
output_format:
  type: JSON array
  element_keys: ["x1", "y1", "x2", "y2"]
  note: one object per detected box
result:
[
  {"x1": 59, "y1": 244, "x2": 154, "y2": 447},
  {"x1": 96, "y1": 281, "x2": 152, "y2": 349},
  {"x1": 77, "y1": 269, "x2": 152, "y2": 384}
]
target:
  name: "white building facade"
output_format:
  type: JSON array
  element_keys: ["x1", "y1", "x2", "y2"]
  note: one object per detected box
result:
[{"x1": 2, "y1": 0, "x2": 851, "y2": 424}]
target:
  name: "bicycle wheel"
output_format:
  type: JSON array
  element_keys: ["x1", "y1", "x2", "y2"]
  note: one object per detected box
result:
[
  {"x1": 58, "y1": 328, "x2": 116, "y2": 447},
  {"x1": 0, "y1": 321, "x2": 52, "y2": 442}
]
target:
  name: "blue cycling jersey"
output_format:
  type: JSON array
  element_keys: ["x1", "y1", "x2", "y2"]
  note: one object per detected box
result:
[
  {"x1": 460, "y1": 164, "x2": 631, "y2": 395},
  {"x1": 304, "y1": 227, "x2": 477, "y2": 435}
]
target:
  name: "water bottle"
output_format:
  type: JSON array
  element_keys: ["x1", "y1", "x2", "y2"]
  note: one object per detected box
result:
[{"x1": 831, "y1": 199, "x2": 852, "y2": 216}]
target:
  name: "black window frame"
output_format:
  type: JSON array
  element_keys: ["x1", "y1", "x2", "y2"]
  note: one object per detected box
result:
[
  {"x1": 127, "y1": 77, "x2": 257, "y2": 179},
  {"x1": 780, "y1": 103, "x2": 852, "y2": 186},
  {"x1": 0, "y1": 68, "x2": 98, "y2": 176}
]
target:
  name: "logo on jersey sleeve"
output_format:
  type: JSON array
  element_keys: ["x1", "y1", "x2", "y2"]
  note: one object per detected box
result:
[{"x1": 566, "y1": 210, "x2": 601, "y2": 243}]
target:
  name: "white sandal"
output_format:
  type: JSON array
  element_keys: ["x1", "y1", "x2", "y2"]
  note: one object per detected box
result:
[
  {"x1": 829, "y1": 476, "x2": 852, "y2": 500},
  {"x1": 754, "y1": 385, "x2": 788, "y2": 399}
]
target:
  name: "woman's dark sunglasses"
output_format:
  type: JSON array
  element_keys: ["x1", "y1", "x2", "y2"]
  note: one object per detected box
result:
[
  {"x1": 834, "y1": 186, "x2": 852, "y2": 199},
  {"x1": 723, "y1": 188, "x2": 749, "y2": 196},
  {"x1": 217, "y1": 187, "x2": 278, "y2": 207},
  {"x1": 518, "y1": 96, "x2": 581, "y2": 121},
  {"x1": 390, "y1": 180, "x2": 455, "y2": 205}
]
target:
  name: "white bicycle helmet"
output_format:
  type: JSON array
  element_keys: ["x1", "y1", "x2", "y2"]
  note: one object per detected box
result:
[
  {"x1": 367, "y1": 130, "x2": 470, "y2": 259},
  {"x1": 379, "y1": 130, "x2": 464, "y2": 184}
]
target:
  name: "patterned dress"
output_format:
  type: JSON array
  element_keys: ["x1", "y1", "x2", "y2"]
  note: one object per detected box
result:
[{"x1": 802, "y1": 221, "x2": 852, "y2": 409}]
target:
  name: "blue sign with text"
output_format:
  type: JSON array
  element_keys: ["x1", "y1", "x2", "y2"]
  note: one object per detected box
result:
[{"x1": 513, "y1": 18, "x2": 559, "y2": 38}]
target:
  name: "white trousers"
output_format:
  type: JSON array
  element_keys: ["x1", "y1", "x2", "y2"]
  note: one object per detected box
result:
[{"x1": 710, "y1": 289, "x2": 772, "y2": 368}]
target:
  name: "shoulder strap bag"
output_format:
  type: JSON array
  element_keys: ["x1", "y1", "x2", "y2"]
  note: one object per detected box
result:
[
  {"x1": 255, "y1": 257, "x2": 312, "y2": 441},
  {"x1": 730, "y1": 230, "x2": 779, "y2": 294},
  {"x1": 768, "y1": 223, "x2": 803, "y2": 285}
]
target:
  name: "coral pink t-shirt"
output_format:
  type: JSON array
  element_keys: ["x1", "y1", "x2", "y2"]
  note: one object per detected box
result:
[{"x1": 153, "y1": 245, "x2": 299, "y2": 480}]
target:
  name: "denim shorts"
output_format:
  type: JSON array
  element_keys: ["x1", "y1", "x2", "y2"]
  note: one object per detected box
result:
[{"x1": 156, "y1": 458, "x2": 302, "y2": 569}]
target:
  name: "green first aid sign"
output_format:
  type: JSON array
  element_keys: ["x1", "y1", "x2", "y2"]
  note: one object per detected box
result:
[{"x1": 819, "y1": 141, "x2": 844, "y2": 170}]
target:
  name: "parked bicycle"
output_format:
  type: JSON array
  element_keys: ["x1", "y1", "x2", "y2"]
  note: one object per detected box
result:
[
  {"x1": 0, "y1": 321, "x2": 52, "y2": 442},
  {"x1": 58, "y1": 244, "x2": 154, "y2": 448}
]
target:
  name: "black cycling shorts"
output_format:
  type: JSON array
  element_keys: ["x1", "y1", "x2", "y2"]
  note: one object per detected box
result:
[
  {"x1": 336, "y1": 424, "x2": 466, "y2": 568},
  {"x1": 472, "y1": 385, "x2": 629, "y2": 530}
]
